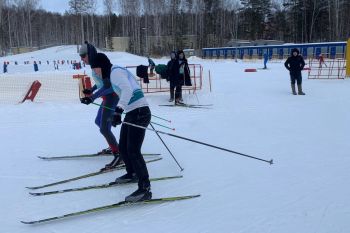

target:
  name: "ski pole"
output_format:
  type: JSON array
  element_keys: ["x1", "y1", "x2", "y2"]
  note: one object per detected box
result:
[
  {"x1": 150, "y1": 123, "x2": 184, "y2": 171},
  {"x1": 91, "y1": 102, "x2": 171, "y2": 123},
  {"x1": 91, "y1": 102, "x2": 175, "y2": 131},
  {"x1": 150, "y1": 114, "x2": 171, "y2": 123},
  {"x1": 123, "y1": 121, "x2": 273, "y2": 165}
]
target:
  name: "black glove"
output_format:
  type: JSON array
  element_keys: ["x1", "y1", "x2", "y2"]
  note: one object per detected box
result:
[
  {"x1": 111, "y1": 113, "x2": 122, "y2": 127},
  {"x1": 111, "y1": 107, "x2": 124, "y2": 127},
  {"x1": 80, "y1": 97, "x2": 93, "y2": 105},
  {"x1": 82, "y1": 89, "x2": 93, "y2": 95},
  {"x1": 115, "y1": 106, "x2": 124, "y2": 114}
]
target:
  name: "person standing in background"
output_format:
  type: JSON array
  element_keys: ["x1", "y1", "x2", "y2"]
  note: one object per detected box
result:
[
  {"x1": 263, "y1": 52, "x2": 268, "y2": 69},
  {"x1": 177, "y1": 50, "x2": 192, "y2": 104},
  {"x1": 166, "y1": 51, "x2": 180, "y2": 102},
  {"x1": 33, "y1": 61, "x2": 39, "y2": 72},
  {"x1": 3, "y1": 61, "x2": 8, "y2": 73},
  {"x1": 284, "y1": 48, "x2": 306, "y2": 95},
  {"x1": 148, "y1": 56, "x2": 156, "y2": 76}
]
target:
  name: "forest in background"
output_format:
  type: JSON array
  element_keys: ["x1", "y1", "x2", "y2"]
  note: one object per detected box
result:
[{"x1": 0, "y1": 0, "x2": 349, "y2": 56}]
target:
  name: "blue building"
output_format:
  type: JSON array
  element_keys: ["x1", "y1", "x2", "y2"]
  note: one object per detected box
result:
[{"x1": 202, "y1": 42, "x2": 347, "y2": 60}]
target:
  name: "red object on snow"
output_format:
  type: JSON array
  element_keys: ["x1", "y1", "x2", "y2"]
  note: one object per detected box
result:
[
  {"x1": 244, "y1": 68, "x2": 257, "y2": 72},
  {"x1": 20, "y1": 80, "x2": 42, "y2": 103}
]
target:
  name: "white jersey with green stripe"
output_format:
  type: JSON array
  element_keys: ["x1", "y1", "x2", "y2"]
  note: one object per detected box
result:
[
  {"x1": 91, "y1": 70, "x2": 103, "y2": 89},
  {"x1": 110, "y1": 65, "x2": 148, "y2": 113}
]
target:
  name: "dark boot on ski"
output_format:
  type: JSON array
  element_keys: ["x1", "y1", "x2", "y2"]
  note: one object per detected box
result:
[
  {"x1": 168, "y1": 97, "x2": 174, "y2": 102},
  {"x1": 111, "y1": 173, "x2": 138, "y2": 185},
  {"x1": 175, "y1": 99, "x2": 184, "y2": 105},
  {"x1": 97, "y1": 147, "x2": 113, "y2": 155},
  {"x1": 101, "y1": 155, "x2": 124, "y2": 171},
  {"x1": 291, "y1": 84, "x2": 297, "y2": 95},
  {"x1": 125, "y1": 184, "x2": 152, "y2": 202},
  {"x1": 297, "y1": 84, "x2": 305, "y2": 95}
]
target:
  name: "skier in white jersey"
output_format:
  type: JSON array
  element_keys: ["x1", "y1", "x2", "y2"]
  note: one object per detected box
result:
[{"x1": 110, "y1": 65, "x2": 152, "y2": 202}]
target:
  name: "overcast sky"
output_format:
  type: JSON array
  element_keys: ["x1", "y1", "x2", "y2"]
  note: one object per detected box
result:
[{"x1": 39, "y1": 0, "x2": 104, "y2": 14}]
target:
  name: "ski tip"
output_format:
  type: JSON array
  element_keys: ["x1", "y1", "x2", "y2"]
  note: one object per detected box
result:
[
  {"x1": 20, "y1": 221, "x2": 32, "y2": 224},
  {"x1": 25, "y1": 186, "x2": 39, "y2": 190},
  {"x1": 29, "y1": 192, "x2": 40, "y2": 196}
]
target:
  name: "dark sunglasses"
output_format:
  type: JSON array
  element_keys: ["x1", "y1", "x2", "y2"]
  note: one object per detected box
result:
[{"x1": 80, "y1": 54, "x2": 87, "y2": 58}]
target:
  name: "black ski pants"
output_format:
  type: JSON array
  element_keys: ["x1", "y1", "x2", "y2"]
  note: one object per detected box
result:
[
  {"x1": 119, "y1": 106, "x2": 151, "y2": 189},
  {"x1": 290, "y1": 73, "x2": 302, "y2": 85}
]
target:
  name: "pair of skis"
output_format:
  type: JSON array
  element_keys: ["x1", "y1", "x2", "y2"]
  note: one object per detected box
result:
[
  {"x1": 37, "y1": 152, "x2": 161, "y2": 160},
  {"x1": 21, "y1": 194, "x2": 200, "y2": 224},
  {"x1": 26, "y1": 157, "x2": 163, "y2": 190},
  {"x1": 22, "y1": 152, "x2": 200, "y2": 224},
  {"x1": 159, "y1": 103, "x2": 213, "y2": 109}
]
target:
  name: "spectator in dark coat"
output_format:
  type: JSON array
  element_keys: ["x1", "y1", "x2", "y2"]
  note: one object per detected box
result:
[
  {"x1": 284, "y1": 48, "x2": 305, "y2": 95},
  {"x1": 166, "y1": 51, "x2": 180, "y2": 102},
  {"x1": 177, "y1": 50, "x2": 192, "y2": 103}
]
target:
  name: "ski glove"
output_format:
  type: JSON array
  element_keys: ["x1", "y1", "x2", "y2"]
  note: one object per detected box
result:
[
  {"x1": 111, "y1": 107, "x2": 124, "y2": 127},
  {"x1": 80, "y1": 97, "x2": 93, "y2": 105},
  {"x1": 82, "y1": 88, "x2": 93, "y2": 95}
]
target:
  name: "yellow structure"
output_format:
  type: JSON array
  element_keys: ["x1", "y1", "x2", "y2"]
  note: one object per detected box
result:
[{"x1": 347, "y1": 38, "x2": 350, "y2": 77}]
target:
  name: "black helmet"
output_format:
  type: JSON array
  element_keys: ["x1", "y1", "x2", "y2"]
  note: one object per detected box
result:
[{"x1": 79, "y1": 41, "x2": 97, "y2": 65}]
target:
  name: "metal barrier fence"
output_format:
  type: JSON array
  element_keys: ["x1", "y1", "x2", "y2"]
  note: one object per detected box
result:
[
  {"x1": 125, "y1": 64, "x2": 204, "y2": 94},
  {"x1": 307, "y1": 54, "x2": 346, "y2": 79}
]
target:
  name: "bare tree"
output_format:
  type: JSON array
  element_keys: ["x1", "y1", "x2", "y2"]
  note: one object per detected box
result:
[{"x1": 69, "y1": 0, "x2": 90, "y2": 42}]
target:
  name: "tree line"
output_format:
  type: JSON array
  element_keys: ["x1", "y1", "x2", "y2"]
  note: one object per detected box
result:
[{"x1": 0, "y1": 0, "x2": 349, "y2": 56}]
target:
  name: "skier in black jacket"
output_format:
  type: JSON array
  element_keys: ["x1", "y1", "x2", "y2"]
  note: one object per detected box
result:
[
  {"x1": 177, "y1": 50, "x2": 192, "y2": 104},
  {"x1": 284, "y1": 48, "x2": 306, "y2": 95},
  {"x1": 166, "y1": 51, "x2": 180, "y2": 102}
]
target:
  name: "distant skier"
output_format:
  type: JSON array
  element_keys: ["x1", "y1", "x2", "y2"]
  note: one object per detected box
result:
[
  {"x1": 284, "y1": 48, "x2": 305, "y2": 95},
  {"x1": 109, "y1": 64, "x2": 152, "y2": 202},
  {"x1": 318, "y1": 53, "x2": 327, "y2": 68},
  {"x1": 148, "y1": 56, "x2": 156, "y2": 76},
  {"x1": 33, "y1": 61, "x2": 38, "y2": 72},
  {"x1": 263, "y1": 52, "x2": 268, "y2": 69},
  {"x1": 3, "y1": 61, "x2": 7, "y2": 73},
  {"x1": 79, "y1": 42, "x2": 121, "y2": 170}
]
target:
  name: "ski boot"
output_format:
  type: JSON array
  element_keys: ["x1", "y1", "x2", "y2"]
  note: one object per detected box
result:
[
  {"x1": 125, "y1": 182, "x2": 152, "y2": 202},
  {"x1": 111, "y1": 173, "x2": 138, "y2": 185},
  {"x1": 100, "y1": 154, "x2": 124, "y2": 171},
  {"x1": 97, "y1": 147, "x2": 113, "y2": 155}
]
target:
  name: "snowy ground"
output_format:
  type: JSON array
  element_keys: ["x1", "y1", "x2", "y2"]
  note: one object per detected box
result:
[{"x1": 1, "y1": 46, "x2": 350, "y2": 233}]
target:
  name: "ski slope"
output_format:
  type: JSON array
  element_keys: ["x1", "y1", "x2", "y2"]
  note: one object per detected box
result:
[{"x1": 1, "y1": 46, "x2": 350, "y2": 233}]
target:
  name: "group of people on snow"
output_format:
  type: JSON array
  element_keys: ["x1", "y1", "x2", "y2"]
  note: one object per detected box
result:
[
  {"x1": 76, "y1": 42, "x2": 306, "y2": 203},
  {"x1": 166, "y1": 50, "x2": 192, "y2": 104},
  {"x1": 146, "y1": 50, "x2": 192, "y2": 104}
]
